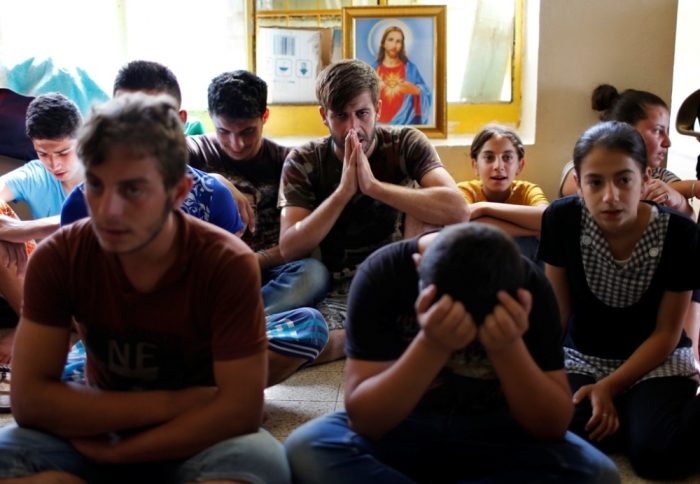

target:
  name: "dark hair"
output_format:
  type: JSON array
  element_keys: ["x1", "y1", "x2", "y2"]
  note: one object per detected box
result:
[
  {"x1": 113, "y1": 60, "x2": 182, "y2": 107},
  {"x1": 25, "y1": 92, "x2": 82, "y2": 140},
  {"x1": 208, "y1": 71, "x2": 267, "y2": 120},
  {"x1": 375, "y1": 26, "x2": 408, "y2": 64},
  {"x1": 470, "y1": 124, "x2": 525, "y2": 160},
  {"x1": 591, "y1": 84, "x2": 668, "y2": 126},
  {"x1": 418, "y1": 223, "x2": 524, "y2": 326},
  {"x1": 316, "y1": 59, "x2": 381, "y2": 113},
  {"x1": 78, "y1": 93, "x2": 186, "y2": 190},
  {"x1": 573, "y1": 121, "x2": 648, "y2": 179}
]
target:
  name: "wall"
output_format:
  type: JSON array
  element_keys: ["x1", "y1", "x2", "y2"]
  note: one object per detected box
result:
[
  {"x1": 668, "y1": 0, "x2": 700, "y2": 180},
  {"x1": 435, "y1": 0, "x2": 678, "y2": 200}
]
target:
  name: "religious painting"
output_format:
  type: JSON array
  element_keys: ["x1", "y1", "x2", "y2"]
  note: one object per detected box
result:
[{"x1": 343, "y1": 6, "x2": 446, "y2": 138}]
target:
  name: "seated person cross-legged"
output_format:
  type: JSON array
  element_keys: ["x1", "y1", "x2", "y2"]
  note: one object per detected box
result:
[
  {"x1": 0, "y1": 93, "x2": 291, "y2": 483},
  {"x1": 285, "y1": 222, "x2": 620, "y2": 484}
]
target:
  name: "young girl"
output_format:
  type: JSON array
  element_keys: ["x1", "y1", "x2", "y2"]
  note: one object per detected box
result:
[
  {"x1": 458, "y1": 125, "x2": 548, "y2": 260},
  {"x1": 540, "y1": 121, "x2": 700, "y2": 480}
]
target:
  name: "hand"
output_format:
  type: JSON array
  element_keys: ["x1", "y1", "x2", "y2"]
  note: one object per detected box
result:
[
  {"x1": 479, "y1": 289, "x2": 532, "y2": 353},
  {"x1": 232, "y1": 188, "x2": 256, "y2": 234},
  {"x1": 415, "y1": 284, "x2": 478, "y2": 353},
  {"x1": 645, "y1": 179, "x2": 684, "y2": 209},
  {"x1": 353, "y1": 131, "x2": 378, "y2": 196},
  {"x1": 215, "y1": 175, "x2": 255, "y2": 234},
  {"x1": 0, "y1": 240, "x2": 28, "y2": 277},
  {"x1": 398, "y1": 80, "x2": 420, "y2": 96},
  {"x1": 573, "y1": 381, "x2": 619, "y2": 442},
  {"x1": 337, "y1": 130, "x2": 359, "y2": 199},
  {"x1": 70, "y1": 434, "x2": 121, "y2": 464}
]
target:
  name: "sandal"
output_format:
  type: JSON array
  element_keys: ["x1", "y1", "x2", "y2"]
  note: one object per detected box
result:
[{"x1": 0, "y1": 365, "x2": 10, "y2": 413}]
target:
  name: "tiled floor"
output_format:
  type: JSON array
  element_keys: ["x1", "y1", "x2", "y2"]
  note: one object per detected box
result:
[{"x1": 1, "y1": 359, "x2": 700, "y2": 483}]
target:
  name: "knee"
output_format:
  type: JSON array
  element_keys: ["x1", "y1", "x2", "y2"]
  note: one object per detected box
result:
[{"x1": 297, "y1": 258, "x2": 331, "y2": 293}]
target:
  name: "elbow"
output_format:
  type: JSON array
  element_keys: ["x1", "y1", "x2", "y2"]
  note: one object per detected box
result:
[{"x1": 450, "y1": 198, "x2": 471, "y2": 224}]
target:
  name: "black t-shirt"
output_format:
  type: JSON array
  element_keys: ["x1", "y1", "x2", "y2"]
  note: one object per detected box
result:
[
  {"x1": 538, "y1": 196, "x2": 700, "y2": 359},
  {"x1": 346, "y1": 236, "x2": 564, "y2": 416},
  {"x1": 187, "y1": 135, "x2": 290, "y2": 252}
]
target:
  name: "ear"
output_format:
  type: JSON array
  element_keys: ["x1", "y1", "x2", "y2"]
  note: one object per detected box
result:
[
  {"x1": 471, "y1": 158, "x2": 479, "y2": 176},
  {"x1": 516, "y1": 157, "x2": 525, "y2": 175},
  {"x1": 375, "y1": 99, "x2": 382, "y2": 120},
  {"x1": 179, "y1": 110, "x2": 188, "y2": 124},
  {"x1": 319, "y1": 106, "x2": 329, "y2": 127},
  {"x1": 262, "y1": 108, "x2": 270, "y2": 125},
  {"x1": 171, "y1": 174, "x2": 194, "y2": 209},
  {"x1": 573, "y1": 171, "x2": 583, "y2": 198}
]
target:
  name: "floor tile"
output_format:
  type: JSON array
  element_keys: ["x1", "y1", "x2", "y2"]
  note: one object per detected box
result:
[
  {"x1": 263, "y1": 400, "x2": 335, "y2": 442},
  {"x1": 264, "y1": 368, "x2": 343, "y2": 402}
]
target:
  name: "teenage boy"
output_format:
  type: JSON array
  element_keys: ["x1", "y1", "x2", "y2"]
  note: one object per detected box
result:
[
  {"x1": 285, "y1": 223, "x2": 620, "y2": 483},
  {"x1": 278, "y1": 59, "x2": 470, "y2": 360},
  {"x1": 0, "y1": 93, "x2": 290, "y2": 482},
  {"x1": 187, "y1": 70, "x2": 330, "y2": 317}
]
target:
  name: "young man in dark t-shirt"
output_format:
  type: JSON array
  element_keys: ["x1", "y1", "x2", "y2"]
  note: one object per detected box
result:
[
  {"x1": 188, "y1": 71, "x2": 330, "y2": 382},
  {"x1": 286, "y1": 223, "x2": 619, "y2": 483},
  {"x1": 0, "y1": 94, "x2": 290, "y2": 482}
]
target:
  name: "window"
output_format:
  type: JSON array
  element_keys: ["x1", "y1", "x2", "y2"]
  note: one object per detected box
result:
[
  {"x1": 254, "y1": 0, "x2": 522, "y2": 137},
  {"x1": 0, "y1": 0, "x2": 248, "y2": 111}
]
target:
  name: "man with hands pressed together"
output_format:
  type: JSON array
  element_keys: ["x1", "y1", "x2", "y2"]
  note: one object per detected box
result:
[
  {"x1": 0, "y1": 94, "x2": 289, "y2": 483},
  {"x1": 278, "y1": 59, "x2": 469, "y2": 360},
  {"x1": 285, "y1": 223, "x2": 618, "y2": 483}
]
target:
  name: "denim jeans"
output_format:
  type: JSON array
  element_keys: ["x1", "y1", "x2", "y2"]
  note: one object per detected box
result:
[
  {"x1": 0, "y1": 425, "x2": 290, "y2": 484},
  {"x1": 285, "y1": 411, "x2": 620, "y2": 484},
  {"x1": 262, "y1": 258, "x2": 330, "y2": 315}
]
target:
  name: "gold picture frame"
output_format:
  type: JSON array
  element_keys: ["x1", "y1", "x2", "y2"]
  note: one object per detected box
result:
[{"x1": 342, "y1": 5, "x2": 447, "y2": 139}]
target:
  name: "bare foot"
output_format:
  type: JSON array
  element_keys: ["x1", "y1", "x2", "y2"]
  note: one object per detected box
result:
[
  {"x1": 311, "y1": 329, "x2": 346, "y2": 365},
  {"x1": 0, "y1": 328, "x2": 15, "y2": 364}
]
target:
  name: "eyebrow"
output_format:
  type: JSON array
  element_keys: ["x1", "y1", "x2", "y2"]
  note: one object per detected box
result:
[{"x1": 584, "y1": 168, "x2": 635, "y2": 178}]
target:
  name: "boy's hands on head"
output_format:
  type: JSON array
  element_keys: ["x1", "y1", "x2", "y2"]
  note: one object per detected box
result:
[
  {"x1": 415, "y1": 284, "x2": 478, "y2": 354},
  {"x1": 574, "y1": 381, "x2": 620, "y2": 442},
  {"x1": 479, "y1": 289, "x2": 532, "y2": 353}
]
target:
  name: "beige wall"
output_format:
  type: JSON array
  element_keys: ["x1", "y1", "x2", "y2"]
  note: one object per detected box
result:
[{"x1": 436, "y1": 0, "x2": 678, "y2": 201}]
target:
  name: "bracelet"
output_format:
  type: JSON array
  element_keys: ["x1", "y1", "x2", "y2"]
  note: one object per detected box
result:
[{"x1": 257, "y1": 249, "x2": 273, "y2": 271}]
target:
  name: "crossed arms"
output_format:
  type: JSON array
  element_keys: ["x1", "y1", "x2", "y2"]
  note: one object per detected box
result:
[{"x1": 11, "y1": 318, "x2": 266, "y2": 464}]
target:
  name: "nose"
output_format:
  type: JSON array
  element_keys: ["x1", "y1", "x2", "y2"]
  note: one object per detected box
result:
[
  {"x1": 45, "y1": 154, "x2": 60, "y2": 171},
  {"x1": 95, "y1": 187, "x2": 124, "y2": 218},
  {"x1": 661, "y1": 131, "x2": 671, "y2": 149},
  {"x1": 602, "y1": 182, "x2": 618, "y2": 203},
  {"x1": 229, "y1": 133, "x2": 245, "y2": 151}
]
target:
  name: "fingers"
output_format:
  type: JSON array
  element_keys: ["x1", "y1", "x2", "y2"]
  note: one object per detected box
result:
[
  {"x1": 0, "y1": 242, "x2": 10, "y2": 268},
  {"x1": 14, "y1": 243, "x2": 27, "y2": 278},
  {"x1": 572, "y1": 384, "x2": 593, "y2": 404},
  {"x1": 415, "y1": 284, "x2": 438, "y2": 316},
  {"x1": 243, "y1": 200, "x2": 256, "y2": 234},
  {"x1": 587, "y1": 411, "x2": 620, "y2": 442},
  {"x1": 480, "y1": 290, "x2": 531, "y2": 351}
]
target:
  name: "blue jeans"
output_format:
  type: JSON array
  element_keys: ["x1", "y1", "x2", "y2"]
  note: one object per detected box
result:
[
  {"x1": 285, "y1": 411, "x2": 620, "y2": 484},
  {"x1": 0, "y1": 425, "x2": 290, "y2": 483},
  {"x1": 262, "y1": 258, "x2": 330, "y2": 315}
]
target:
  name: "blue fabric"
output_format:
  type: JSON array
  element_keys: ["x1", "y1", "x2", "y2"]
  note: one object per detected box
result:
[
  {"x1": 285, "y1": 410, "x2": 620, "y2": 484},
  {"x1": 0, "y1": 56, "x2": 110, "y2": 118},
  {"x1": 60, "y1": 165, "x2": 243, "y2": 234},
  {"x1": 0, "y1": 159, "x2": 65, "y2": 218},
  {"x1": 0, "y1": 425, "x2": 290, "y2": 483},
  {"x1": 372, "y1": 60, "x2": 431, "y2": 125},
  {"x1": 266, "y1": 308, "x2": 328, "y2": 364},
  {"x1": 262, "y1": 258, "x2": 330, "y2": 315}
]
